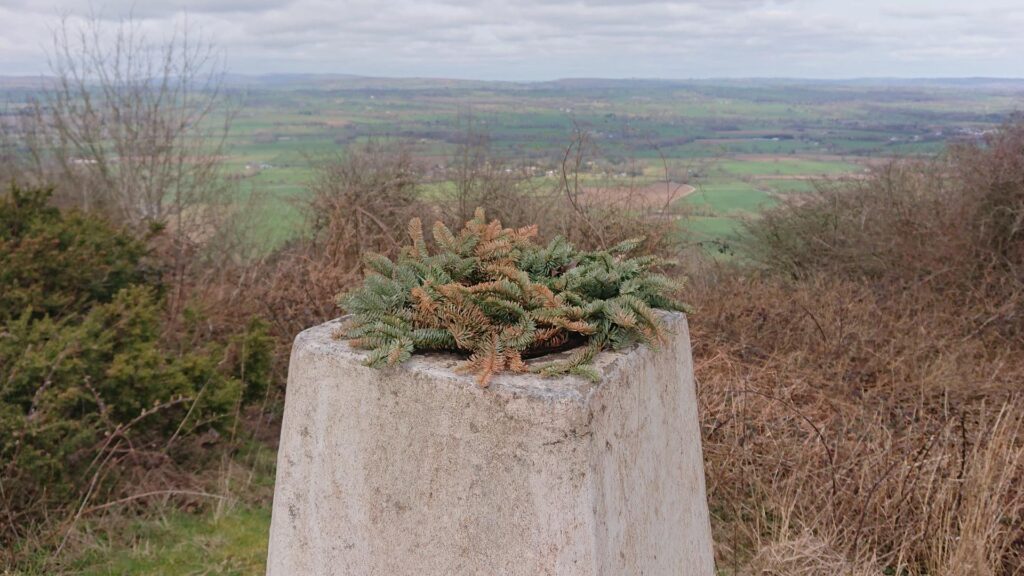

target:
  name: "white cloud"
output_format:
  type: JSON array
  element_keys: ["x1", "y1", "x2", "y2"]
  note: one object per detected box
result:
[{"x1": 0, "y1": 0, "x2": 1022, "y2": 78}]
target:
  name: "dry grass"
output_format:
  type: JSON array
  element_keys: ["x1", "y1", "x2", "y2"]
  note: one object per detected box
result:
[
  {"x1": 745, "y1": 533, "x2": 882, "y2": 576},
  {"x1": 691, "y1": 274, "x2": 1023, "y2": 574},
  {"x1": 691, "y1": 122, "x2": 1024, "y2": 574}
]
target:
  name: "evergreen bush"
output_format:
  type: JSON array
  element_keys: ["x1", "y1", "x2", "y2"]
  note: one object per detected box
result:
[
  {"x1": 337, "y1": 209, "x2": 689, "y2": 386},
  {"x1": 0, "y1": 185, "x2": 153, "y2": 323},
  {"x1": 0, "y1": 186, "x2": 274, "y2": 548}
]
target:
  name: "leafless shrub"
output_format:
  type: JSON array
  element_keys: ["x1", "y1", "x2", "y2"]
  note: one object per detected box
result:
[
  {"x1": 952, "y1": 118, "x2": 1024, "y2": 281},
  {"x1": 8, "y1": 15, "x2": 237, "y2": 322},
  {"x1": 0, "y1": 107, "x2": 25, "y2": 184},
  {"x1": 18, "y1": 15, "x2": 232, "y2": 233},
  {"x1": 743, "y1": 159, "x2": 965, "y2": 281},
  {"x1": 221, "y1": 141, "x2": 429, "y2": 346},
  {"x1": 305, "y1": 140, "x2": 425, "y2": 269},
  {"x1": 438, "y1": 125, "x2": 555, "y2": 229},
  {"x1": 554, "y1": 121, "x2": 692, "y2": 256},
  {"x1": 697, "y1": 121, "x2": 1024, "y2": 574},
  {"x1": 438, "y1": 121, "x2": 692, "y2": 259}
]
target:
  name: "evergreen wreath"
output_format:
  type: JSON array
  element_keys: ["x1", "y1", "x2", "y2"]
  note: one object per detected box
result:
[{"x1": 336, "y1": 209, "x2": 690, "y2": 387}]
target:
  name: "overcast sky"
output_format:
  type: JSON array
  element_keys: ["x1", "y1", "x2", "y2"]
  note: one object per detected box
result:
[{"x1": 1, "y1": 0, "x2": 1022, "y2": 80}]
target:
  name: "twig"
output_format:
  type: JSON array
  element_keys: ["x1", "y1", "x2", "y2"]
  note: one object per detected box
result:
[{"x1": 82, "y1": 490, "x2": 227, "y2": 515}]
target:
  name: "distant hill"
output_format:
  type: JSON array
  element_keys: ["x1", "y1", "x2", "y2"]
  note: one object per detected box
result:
[
  {"x1": 222, "y1": 73, "x2": 366, "y2": 87},
  {"x1": 0, "y1": 76, "x2": 55, "y2": 89},
  {"x1": 5, "y1": 73, "x2": 1024, "y2": 93}
]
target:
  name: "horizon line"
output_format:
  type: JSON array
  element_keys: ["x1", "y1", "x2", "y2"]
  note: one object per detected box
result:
[{"x1": 3, "y1": 72, "x2": 1024, "y2": 84}]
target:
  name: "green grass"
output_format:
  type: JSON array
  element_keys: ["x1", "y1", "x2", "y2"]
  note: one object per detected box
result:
[
  {"x1": 764, "y1": 179, "x2": 818, "y2": 194},
  {"x1": 714, "y1": 158, "x2": 862, "y2": 176},
  {"x1": 51, "y1": 438, "x2": 279, "y2": 575},
  {"x1": 682, "y1": 181, "x2": 776, "y2": 215},
  {"x1": 672, "y1": 180, "x2": 772, "y2": 254},
  {"x1": 686, "y1": 215, "x2": 745, "y2": 239},
  {"x1": 64, "y1": 506, "x2": 271, "y2": 575}
]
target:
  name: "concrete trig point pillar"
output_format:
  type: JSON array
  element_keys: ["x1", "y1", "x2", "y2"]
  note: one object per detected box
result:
[{"x1": 267, "y1": 312, "x2": 714, "y2": 575}]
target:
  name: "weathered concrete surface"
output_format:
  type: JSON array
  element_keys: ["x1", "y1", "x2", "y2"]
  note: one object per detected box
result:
[{"x1": 267, "y1": 312, "x2": 714, "y2": 576}]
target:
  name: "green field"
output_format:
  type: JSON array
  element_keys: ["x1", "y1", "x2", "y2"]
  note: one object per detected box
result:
[
  {"x1": 683, "y1": 181, "x2": 776, "y2": 215},
  {"x1": 77, "y1": 75, "x2": 1011, "y2": 250},
  {"x1": 711, "y1": 158, "x2": 863, "y2": 176},
  {"x1": 5, "y1": 76, "x2": 1016, "y2": 252},
  {"x1": 762, "y1": 179, "x2": 819, "y2": 194},
  {"x1": 687, "y1": 215, "x2": 745, "y2": 242}
]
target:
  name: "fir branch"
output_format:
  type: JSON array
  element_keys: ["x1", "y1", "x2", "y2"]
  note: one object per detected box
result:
[{"x1": 335, "y1": 209, "x2": 688, "y2": 386}]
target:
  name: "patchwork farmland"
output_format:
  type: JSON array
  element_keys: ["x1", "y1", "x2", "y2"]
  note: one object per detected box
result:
[{"x1": 135, "y1": 76, "x2": 1021, "y2": 249}]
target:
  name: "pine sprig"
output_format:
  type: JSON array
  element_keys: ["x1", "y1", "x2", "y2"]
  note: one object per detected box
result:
[{"x1": 336, "y1": 208, "x2": 689, "y2": 387}]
